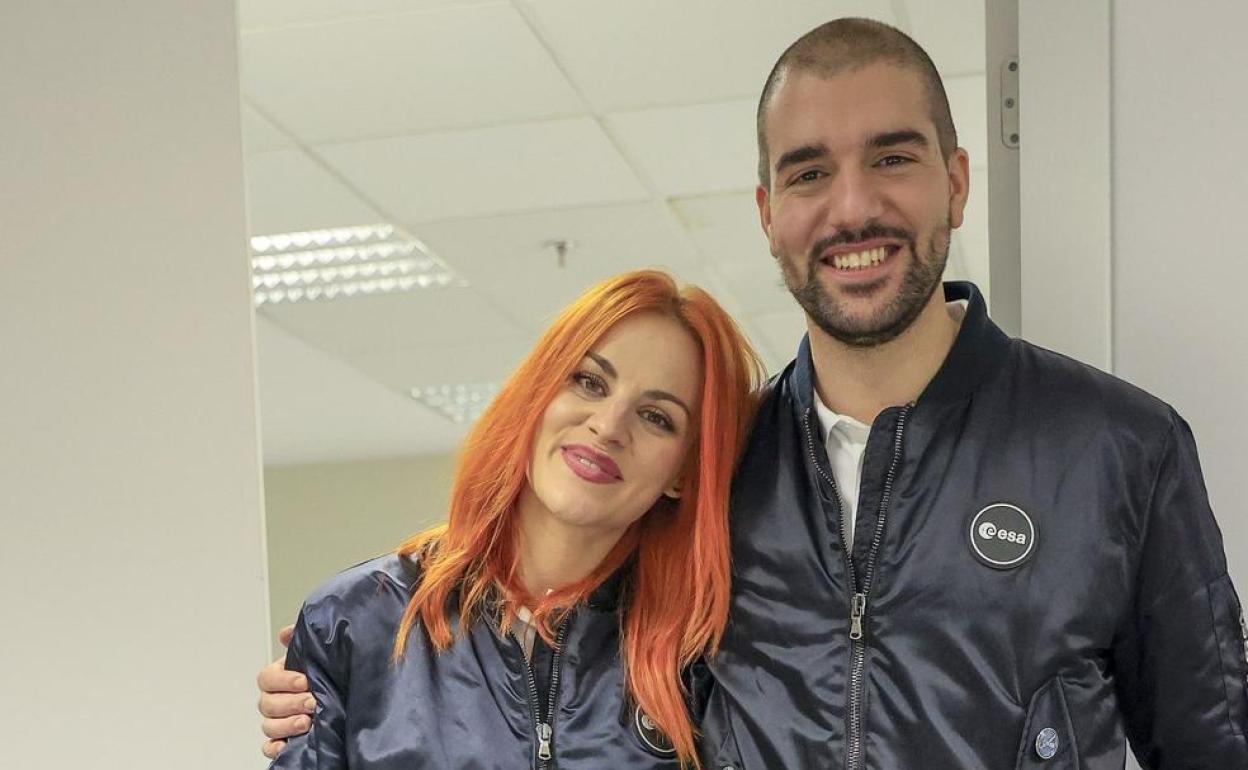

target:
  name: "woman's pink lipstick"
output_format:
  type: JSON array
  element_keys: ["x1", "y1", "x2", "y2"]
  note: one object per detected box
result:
[{"x1": 561, "y1": 445, "x2": 622, "y2": 484}]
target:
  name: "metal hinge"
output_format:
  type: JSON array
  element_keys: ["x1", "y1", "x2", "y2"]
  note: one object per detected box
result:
[{"x1": 1000, "y1": 57, "x2": 1020, "y2": 149}]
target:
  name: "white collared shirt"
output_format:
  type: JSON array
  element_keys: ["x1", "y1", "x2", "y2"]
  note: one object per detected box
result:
[
  {"x1": 812, "y1": 395, "x2": 873, "y2": 547},
  {"x1": 809, "y1": 300, "x2": 968, "y2": 547}
]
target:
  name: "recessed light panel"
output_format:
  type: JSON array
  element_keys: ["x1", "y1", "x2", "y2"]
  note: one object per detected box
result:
[
  {"x1": 409, "y1": 383, "x2": 498, "y2": 424},
  {"x1": 251, "y1": 224, "x2": 462, "y2": 306}
]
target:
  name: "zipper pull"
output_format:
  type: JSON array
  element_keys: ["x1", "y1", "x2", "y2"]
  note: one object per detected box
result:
[
  {"x1": 537, "y1": 722, "x2": 553, "y2": 761},
  {"x1": 849, "y1": 592, "x2": 868, "y2": 641}
]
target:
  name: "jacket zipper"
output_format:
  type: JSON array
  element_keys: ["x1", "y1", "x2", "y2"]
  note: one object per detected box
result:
[
  {"x1": 511, "y1": 617, "x2": 572, "y2": 769},
  {"x1": 804, "y1": 404, "x2": 911, "y2": 770}
]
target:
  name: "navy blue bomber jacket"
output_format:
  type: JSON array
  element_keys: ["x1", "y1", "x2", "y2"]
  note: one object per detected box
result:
[
  {"x1": 273, "y1": 281, "x2": 1247, "y2": 770},
  {"x1": 702, "y1": 281, "x2": 1248, "y2": 769}
]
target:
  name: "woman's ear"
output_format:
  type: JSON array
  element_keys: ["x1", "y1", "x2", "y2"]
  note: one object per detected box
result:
[{"x1": 662, "y1": 481, "x2": 683, "y2": 500}]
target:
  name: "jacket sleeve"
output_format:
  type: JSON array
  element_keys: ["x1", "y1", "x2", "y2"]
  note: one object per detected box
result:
[
  {"x1": 267, "y1": 603, "x2": 351, "y2": 770},
  {"x1": 1112, "y1": 413, "x2": 1248, "y2": 768}
]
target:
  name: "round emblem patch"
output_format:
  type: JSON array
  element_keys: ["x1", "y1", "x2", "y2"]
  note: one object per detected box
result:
[
  {"x1": 968, "y1": 503, "x2": 1036, "y2": 569},
  {"x1": 633, "y1": 706, "x2": 676, "y2": 757},
  {"x1": 1035, "y1": 727, "x2": 1060, "y2": 760}
]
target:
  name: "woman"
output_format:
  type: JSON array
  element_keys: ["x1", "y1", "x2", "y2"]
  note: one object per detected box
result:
[{"x1": 266, "y1": 270, "x2": 761, "y2": 769}]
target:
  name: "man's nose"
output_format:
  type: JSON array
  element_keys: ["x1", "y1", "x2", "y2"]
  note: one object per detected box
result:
[{"x1": 824, "y1": 166, "x2": 885, "y2": 233}]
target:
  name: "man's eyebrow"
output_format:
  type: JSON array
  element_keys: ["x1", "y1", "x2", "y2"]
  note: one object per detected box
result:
[
  {"x1": 586, "y1": 352, "x2": 692, "y2": 419},
  {"x1": 773, "y1": 143, "x2": 829, "y2": 176},
  {"x1": 867, "y1": 129, "x2": 929, "y2": 150}
]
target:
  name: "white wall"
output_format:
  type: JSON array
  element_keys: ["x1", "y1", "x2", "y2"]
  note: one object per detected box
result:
[
  {"x1": 1019, "y1": 0, "x2": 1113, "y2": 370},
  {"x1": 1109, "y1": 0, "x2": 1247, "y2": 588},
  {"x1": 265, "y1": 454, "x2": 453, "y2": 656},
  {"x1": 1020, "y1": 0, "x2": 1245, "y2": 585},
  {"x1": 0, "y1": 3, "x2": 271, "y2": 768}
]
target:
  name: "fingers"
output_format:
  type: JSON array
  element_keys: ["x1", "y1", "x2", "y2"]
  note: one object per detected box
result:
[
  {"x1": 259, "y1": 689, "x2": 317, "y2": 719},
  {"x1": 278, "y1": 624, "x2": 295, "y2": 649},
  {"x1": 262, "y1": 713, "x2": 313, "y2": 741},
  {"x1": 257, "y1": 657, "x2": 309, "y2": 696},
  {"x1": 262, "y1": 738, "x2": 286, "y2": 760}
]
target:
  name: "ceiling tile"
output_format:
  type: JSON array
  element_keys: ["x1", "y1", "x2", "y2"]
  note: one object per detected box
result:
[
  {"x1": 605, "y1": 99, "x2": 758, "y2": 198},
  {"x1": 900, "y1": 0, "x2": 986, "y2": 76},
  {"x1": 347, "y1": 337, "x2": 534, "y2": 395},
  {"x1": 239, "y1": 0, "x2": 496, "y2": 32},
  {"x1": 245, "y1": 149, "x2": 384, "y2": 235},
  {"x1": 255, "y1": 315, "x2": 465, "y2": 463},
  {"x1": 316, "y1": 118, "x2": 650, "y2": 224},
  {"x1": 240, "y1": 103, "x2": 295, "y2": 154},
  {"x1": 417, "y1": 202, "x2": 707, "y2": 330},
  {"x1": 525, "y1": 0, "x2": 896, "y2": 111},
  {"x1": 944, "y1": 73, "x2": 988, "y2": 170},
  {"x1": 259, "y1": 284, "x2": 525, "y2": 357},
  {"x1": 669, "y1": 192, "x2": 792, "y2": 316},
  {"x1": 240, "y1": 3, "x2": 584, "y2": 143}
]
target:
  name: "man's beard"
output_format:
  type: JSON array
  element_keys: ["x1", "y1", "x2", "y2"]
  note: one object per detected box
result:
[{"x1": 779, "y1": 219, "x2": 950, "y2": 348}]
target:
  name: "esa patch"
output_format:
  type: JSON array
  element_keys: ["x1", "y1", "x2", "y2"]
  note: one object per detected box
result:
[
  {"x1": 969, "y1": 503, "x2": 1037, "y2": 570},
  {"x1": 632, "y1": 705, "x2": 676, "y2": 758}
]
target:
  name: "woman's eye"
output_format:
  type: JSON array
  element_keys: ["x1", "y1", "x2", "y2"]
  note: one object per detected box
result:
[
  {"x1": 640, "y1": 409, "x2": 675, "y2": 432},
  {"x1": 571, "y1": 372, "x2": 606, "y2": 396}
]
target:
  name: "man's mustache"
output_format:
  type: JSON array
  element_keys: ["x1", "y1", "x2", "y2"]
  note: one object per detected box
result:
[{"x1": 808, "y1": 223, "x2": 914, "y2": 261}]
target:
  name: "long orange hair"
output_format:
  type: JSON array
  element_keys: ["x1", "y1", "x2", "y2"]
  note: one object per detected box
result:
[{"x1": 392, "y1": 270, "x2": 763, "y2": 767}]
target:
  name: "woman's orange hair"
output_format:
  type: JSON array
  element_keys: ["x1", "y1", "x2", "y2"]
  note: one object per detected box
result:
[{"x1": 392, "y1": 269, "x2": 763, "y2": 768}]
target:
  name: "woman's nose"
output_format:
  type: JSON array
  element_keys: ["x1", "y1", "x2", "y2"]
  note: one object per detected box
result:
[{"x1": 586, "y1": 401, "x2": 629, "y2": 445}]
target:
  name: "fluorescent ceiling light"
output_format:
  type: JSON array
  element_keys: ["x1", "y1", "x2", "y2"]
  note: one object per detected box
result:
[
  {"x1": 250, "y1": 223, "x2": 462, "y2": 306},
  {"x1": 409, "y1": 383, "x2": 498, "y2": 424}
]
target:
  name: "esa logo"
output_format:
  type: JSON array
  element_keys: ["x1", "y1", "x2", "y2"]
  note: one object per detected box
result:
[
  {"x1": 977, "y1": 521, "x2": 1029, "y2": 545},
  {"x1": 969, "y1": 503, "x2": 1037, "y2": 569}
]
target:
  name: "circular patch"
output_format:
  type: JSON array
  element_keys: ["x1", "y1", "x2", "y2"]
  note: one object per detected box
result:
[
  {"x1": 633, "y1": 706, "x2": 676, "y2": 757},
  {"x1": 1035, "y1": 727, "x2": 1060, "y2": 760},
  {"x1": 968, "y1": 503, "x2": 1036, "y2": 569}
]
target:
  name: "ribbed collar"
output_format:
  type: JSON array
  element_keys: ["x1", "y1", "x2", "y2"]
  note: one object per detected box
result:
[{"x1": 790, "y1": 281, "x2": 1010, "y2": 417}]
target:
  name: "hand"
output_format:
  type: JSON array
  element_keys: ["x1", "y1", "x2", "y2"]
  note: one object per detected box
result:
[{"x1": 258, "y1": 624, "x2": 317, "y2": 759}]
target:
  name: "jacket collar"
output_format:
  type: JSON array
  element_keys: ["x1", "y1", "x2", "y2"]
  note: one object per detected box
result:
[
  {"x1": 585, "y1": 559, "x2": 631, "y2": 612},
  {"x1": 790, "y1": 281, "x2": 1010, "y2": 417}
]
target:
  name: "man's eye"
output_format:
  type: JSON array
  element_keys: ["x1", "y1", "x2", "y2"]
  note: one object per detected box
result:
[
  {"x1": 877, "y1": 155, "x2": 912, "y2": 168},
  {"x1": 793, "y1": 169, "x2": 824, "y2": 184},
  {"x1": 572, "y1": 372, "x2": 606, "y2": 396}
]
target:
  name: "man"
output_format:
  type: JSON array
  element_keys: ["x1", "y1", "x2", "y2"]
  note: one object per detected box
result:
[{"x1": 258, "y1": 18, "x2": 1248, "y2": 769}]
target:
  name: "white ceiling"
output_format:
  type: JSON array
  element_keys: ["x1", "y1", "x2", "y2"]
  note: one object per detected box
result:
[{"x1": 239, "y1": 0, "x2": 992, "y2": 465}]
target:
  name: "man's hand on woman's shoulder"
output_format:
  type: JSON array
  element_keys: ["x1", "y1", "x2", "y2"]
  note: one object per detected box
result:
[{"x1": 257, "y1": 624, "x2": 317, "y2": 760}]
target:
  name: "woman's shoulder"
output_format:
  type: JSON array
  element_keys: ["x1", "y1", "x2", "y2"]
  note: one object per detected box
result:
[{"x1": 298, "y1": 552, "x2": 424, "y2": 630}]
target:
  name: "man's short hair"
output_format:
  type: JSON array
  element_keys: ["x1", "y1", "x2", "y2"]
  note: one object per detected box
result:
[{"x1": 756, "y1": 18, "x2": 959, "y2": 187}]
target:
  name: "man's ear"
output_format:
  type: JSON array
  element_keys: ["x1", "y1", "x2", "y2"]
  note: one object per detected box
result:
[
  {"x1": 756, "y1": 184, "x2": 774, "y2": 246},
  {"x1": 947, "y1": 147, "x2": 971, "y2": 229}
]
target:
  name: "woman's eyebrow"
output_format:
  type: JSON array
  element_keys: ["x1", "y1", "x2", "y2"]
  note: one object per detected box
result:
[
  {"x1": 643, "y1": 390, "x2": 691, "y2": 418},
  {"x1": 586, "y1": 351, "x2": 691, "y2": 418},
  {"x1": 586, "y1": 351, "x2": 616, "y2": 378}
]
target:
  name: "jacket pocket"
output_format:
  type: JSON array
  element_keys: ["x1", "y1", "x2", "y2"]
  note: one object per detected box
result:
[
  {"x1": 698, "y1": 683, "x2": 746, "y2": 770},
  {"x1": 1209, "y1": 574, "x2": 1248, "y2": 739},
  {"x1": 1015, "y1": 676, "x2": 1081, "y2": 770}
]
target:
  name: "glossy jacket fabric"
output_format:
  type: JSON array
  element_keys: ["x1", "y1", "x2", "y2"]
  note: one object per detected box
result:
[
  {"x1": 269, "y1": 553, "x2": 694, "y2": 770},
  {"x1": 702, "y1": 282, "x2": 1248, "y2": 770}
]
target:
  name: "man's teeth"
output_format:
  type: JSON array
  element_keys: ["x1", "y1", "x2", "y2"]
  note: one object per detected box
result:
[{"x1": 831, "y1": 247, "x2": 888, "y2": 270}]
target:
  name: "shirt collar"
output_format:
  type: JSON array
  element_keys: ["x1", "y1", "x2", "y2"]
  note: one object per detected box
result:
[
  {"x1": 790, "y1": 281, "x2": 1010, "y2": 422},
  {"x1": 812, "y1": 390, "x2": 871, "y2": 445}
]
